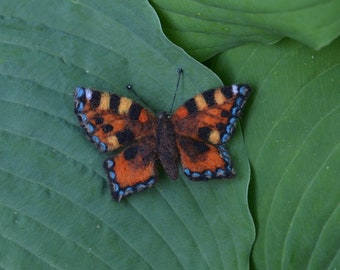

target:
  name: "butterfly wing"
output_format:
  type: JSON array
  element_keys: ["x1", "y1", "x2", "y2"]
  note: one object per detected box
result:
[
  {"x1": 172, "y1": 84, "x2": 251, "y2": 180},
  {"x1": 74, "y1": 87, "x2": 158, "y2": 201},
  {"x1": 103, "y1": 137, "x2": 157, "y2": 201},
  {"x1": 177, "y1": 136, "x2": 235, "y2": 180},
  {"x1": 74, "y1": 87, "x2": 156, "y2": 152},
  {"x1": 172, "y1": 85, "x2": 250, "y2": 144}
]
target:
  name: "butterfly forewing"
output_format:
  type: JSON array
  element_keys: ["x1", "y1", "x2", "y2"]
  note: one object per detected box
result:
[
  {"x1": 172, "y1": 85, "x2": 251, "y2": 145},
  {"x1": 74, "y1": 87, "x2": 157, "y2": 152}
]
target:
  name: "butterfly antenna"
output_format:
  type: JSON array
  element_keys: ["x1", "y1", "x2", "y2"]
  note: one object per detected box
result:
[{"x1": 169, "y1": 68, "x2": 183, "y2": 113}]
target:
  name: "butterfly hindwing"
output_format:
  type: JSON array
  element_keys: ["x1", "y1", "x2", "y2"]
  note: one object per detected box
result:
[
  {"x1": 172, "y1": 85, "x2": 250, "y2": 145},
  {"x1": 74, "y1": 87, "x2": 156, "y2": 152},
  {"x1": 103, "y1": 136, "x2": 157, "y2": 201},
  {"x1": 177, "y1": 136, "x2": 235, "y2": 180}
]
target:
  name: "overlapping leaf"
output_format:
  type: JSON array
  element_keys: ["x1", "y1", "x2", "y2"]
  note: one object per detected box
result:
[
  {"x1": 150, "y1": 0, "x2": 340, "y2": 61},
  {"x1": 210, "y1": 38, "x2": 340, "y2": 270}
]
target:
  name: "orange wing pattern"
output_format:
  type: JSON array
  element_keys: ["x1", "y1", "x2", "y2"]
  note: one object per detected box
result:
[
  {"x1": 172, "y1": 85, "x2": 250, "y2": 145},
  {"x1": 177, "y1": 136, "x2": 235, "y2": 180},
  {"x1": 103, "y1": 137, "x2": 157, "y2": 201},
  {"x1": 172, "y1": 85, "x2": 250, "y2": 180},
  {"x1": 74, "y1": 87, "x2": 156, "y2": 152},
  {"x1": 74, "y1": 87, "x2": 158, "y2": 201}
]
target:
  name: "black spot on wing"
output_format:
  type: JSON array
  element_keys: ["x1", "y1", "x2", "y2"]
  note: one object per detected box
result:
[
  {"x1": 102, "y1": 124, "x2": 113, "y2": 133},
  {"x1": 221, "y1": 110, "x2": 230, "y2": 118},
  {"x1": 129, "y1": 103, "x2": 143, "y2": 120},
  {"x1": 116, "y1": 129, "x2": 135, "y2": 145},
  {"x1": 109, "y1": 94, "x2": 120, "y2": 113},
  {"x1": 94, "y1": 116, "x2": 104, "y2": 125},
  {"x1": 221, "y1": 86, "x2": 233, "y2": 99},
  {"x1": 198, "y1": 127, "x2": 211, "y2": 141},
  {"x1": 193, "y1": 141, "x2": 209, "y2": 154},
  {"x1": 124, "y1": 145, "x2": 139, "y2": 160},
  {"x1": 184, "y1": 98, "x2": 198, "y2": 114},
  {"x1": 90, "y1": 91, "x2": 101, "y2": 108},
  {"x1": 179, "y1": 136, "x2": 209, "y2": 157},
  {"x1": 202, "y1": 89, "x2": 216, "y2": 106}
]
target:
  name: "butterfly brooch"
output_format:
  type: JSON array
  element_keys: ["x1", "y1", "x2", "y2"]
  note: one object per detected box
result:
[{"x1": 74, "y1": 83, "x2": 251, "y2": 201}]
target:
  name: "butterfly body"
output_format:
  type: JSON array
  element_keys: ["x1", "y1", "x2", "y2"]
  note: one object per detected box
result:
[
  {"x1": 156, "y1": 112, "x2": 179, "y2": 180},
  {"x1": 74, "y1": 84, "x2": 251, "y2": 201}
]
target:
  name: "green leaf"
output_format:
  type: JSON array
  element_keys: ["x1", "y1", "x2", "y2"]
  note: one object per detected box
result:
[
  {"x1": 0, "y1": 1, "x2": 254, "y2": 269},
  {"x1": 209, "y1": 38, "x2": 340, "y2": 269},
  {"x1": 150, "y1": 0, "x2": 340, "y2": 61}
]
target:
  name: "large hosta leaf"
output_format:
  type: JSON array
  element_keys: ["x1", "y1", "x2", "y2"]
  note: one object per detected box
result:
[
  {"x1": 150, "y1": 0, "x2": 340, "y2": 61},
  {"x1": 0, "y1": 1, "x2": 254, "y2": 269},
  {"x1": 209, "y1": 38, "x2": 340, "y2": 269}
]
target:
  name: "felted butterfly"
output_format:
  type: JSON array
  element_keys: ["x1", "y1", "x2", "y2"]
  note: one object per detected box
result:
[{"x1": 74, "y1": 83, "x2": 251, "y2": 201}]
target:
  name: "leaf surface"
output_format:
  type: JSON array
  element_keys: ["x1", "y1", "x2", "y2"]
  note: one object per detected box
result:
[
  {"x1": 210, "y1": 38, "x2": 340, "y2": 270},
  {"x1": 151, "y1": 0, "x2": 340, "y2": 60},
  {"x1": 0, "y1": 1, "x2": 254, "y2": 269}
]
